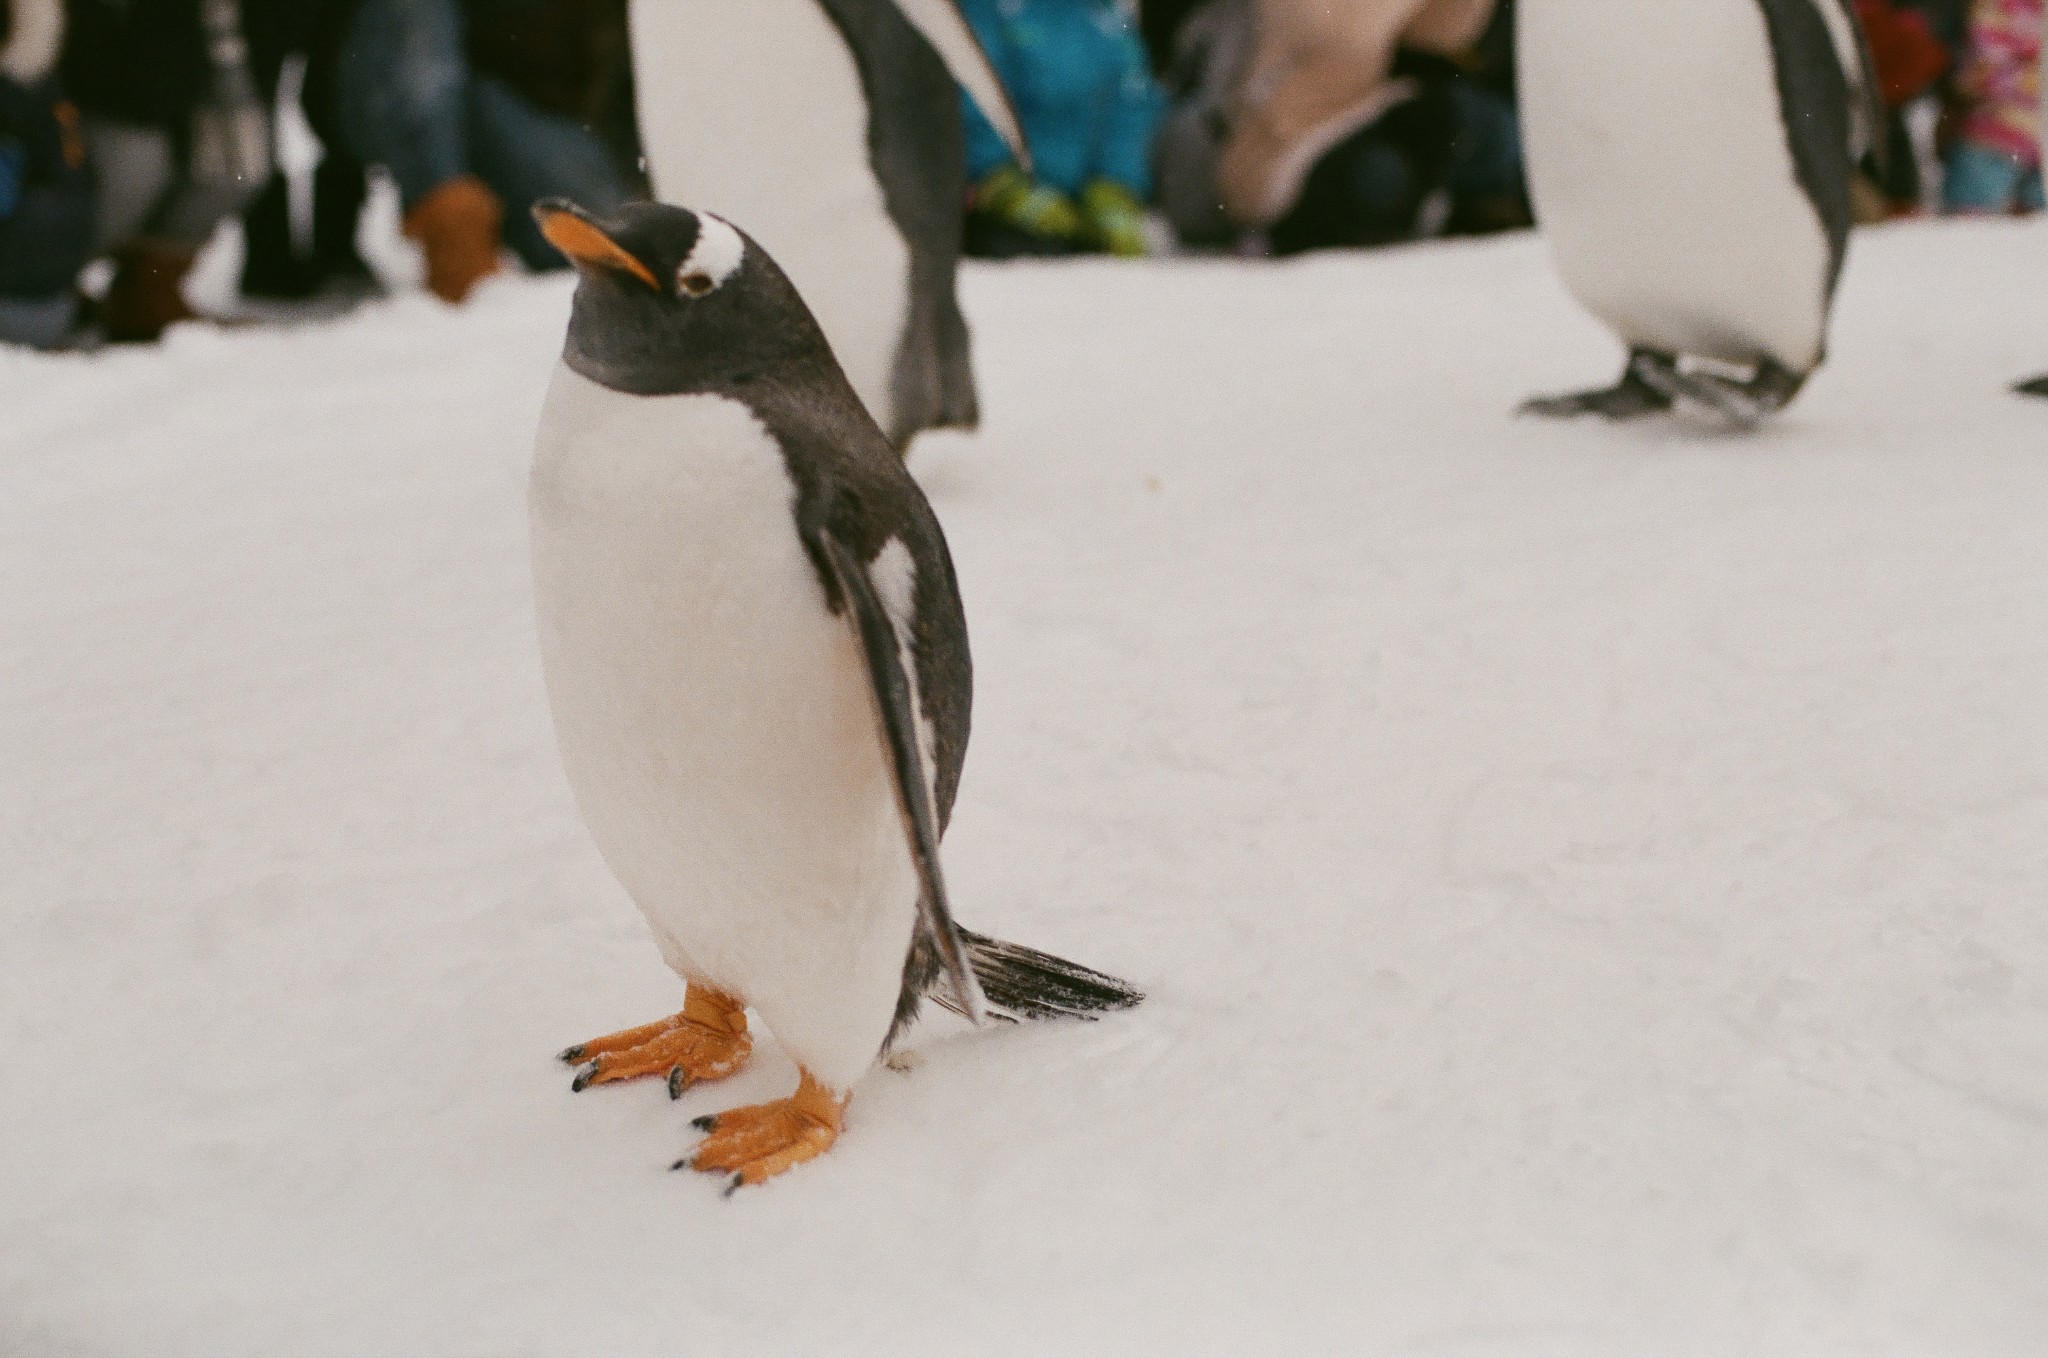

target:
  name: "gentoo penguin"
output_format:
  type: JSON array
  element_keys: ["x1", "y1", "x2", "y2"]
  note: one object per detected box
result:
[
  {"x1": 1517, "y1": 0, "x2": 1883, "y2": 427},
  {"x1": 629, "y1": 0, "x2": 1027, "y2": 451},
  {"x1": 528, "y1": 199, "x2": 1141, "y2": 1191},
  {"x1": 2020, "y1": 5, "x2": 2047, "y2": 399}
]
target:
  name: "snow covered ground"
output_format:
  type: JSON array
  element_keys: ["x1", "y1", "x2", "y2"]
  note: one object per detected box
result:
[{"x1": 3, "y1": 218, "x2": 2046, "y2": 1356}]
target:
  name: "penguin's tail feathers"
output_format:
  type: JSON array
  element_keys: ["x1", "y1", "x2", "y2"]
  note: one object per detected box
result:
[{"x1": 935, "y1": 929, "x2": 1144, "y2": 1024}]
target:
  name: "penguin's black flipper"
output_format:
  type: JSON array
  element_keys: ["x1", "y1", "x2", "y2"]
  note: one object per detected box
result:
[
  {"x1": 886, "y1": 0, "x2": 1031, "y2": 172},
  {"x1": 2015, "y1": 375, "x2": 2048, "y2": 399},
  {"x1": 813, "y1": 527, "x2": 986, "y2": 1025}
]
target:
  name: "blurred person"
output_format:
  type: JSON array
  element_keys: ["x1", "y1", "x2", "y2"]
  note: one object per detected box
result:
[
  {"x1": 960, "y1": 0, "x2": 1165, "y2": 259},
  {"x1": 1942, "y1": 0, "x2": 2042, "y2": 212},
  {"x1": 329, "y1": 0, "x2": 637, "y2": 304},
  {"x1": 1856, "y1": 0, "x2": 1957, "y2": 208},
  {"x1": 61, "y1": 0, "x2": 270, "y2": 341},
  {"x1": 1154, "y1": 0, "x2": 1516, "y2": 253},
  {"x1": 0, "y1": 0, "x2": 93, "y2": 348},
  {"x1": 1211, "y1": 0, "x2": 1495, "y2": 230},
  {"x1": 236, "y1": 1, "x2": 376, "y2": 303}
]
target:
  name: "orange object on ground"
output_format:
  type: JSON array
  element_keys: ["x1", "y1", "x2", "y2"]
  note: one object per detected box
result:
[
  {"x1": 682, "y1": 1070, "x2": 847, "y2": 1192},
  {"x1": 402, "y1": 174, "x2": 505, "y2": 304},
  {"x1": 561, "y1": 986, "x2": 752, "y2": 1095}
]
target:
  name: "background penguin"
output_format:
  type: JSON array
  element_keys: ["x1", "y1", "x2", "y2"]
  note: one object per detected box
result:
[
  {"x1": 629, "y1": 0, "x2": 1027, "y2": 452},
  {"x1": 1517, "y1": 0, "x2": 1883, "y2": 427},
  {"x1": 528, "y1": 198, "x2": 1140, "y2": 1191},
  {"x1": 2020, "y1": 3, "x2": 2047, "y2": 399}
]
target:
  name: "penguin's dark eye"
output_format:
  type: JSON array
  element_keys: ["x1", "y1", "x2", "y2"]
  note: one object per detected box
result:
[{"x1": 678, "y1": 270, "x2": 716, "y2": 298}]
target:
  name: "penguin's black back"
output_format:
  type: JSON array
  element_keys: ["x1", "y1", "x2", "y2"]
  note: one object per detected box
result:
[
  {"x1": 816, "y1": 0, "x2": 981, "y2": 440},
  {"x1": 1755, "y1": 0, "x2": 1859, "y2": 299}
]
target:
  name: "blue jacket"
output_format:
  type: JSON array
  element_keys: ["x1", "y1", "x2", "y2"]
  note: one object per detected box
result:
[
  {"x1": 0, "y1": 74, "x2": 94, "y2": 299},
  {"x1": 960, "y1": 0, "x2": 1164, "y2": 198}
]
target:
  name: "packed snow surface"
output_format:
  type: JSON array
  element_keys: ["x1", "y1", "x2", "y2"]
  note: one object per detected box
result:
[{"x1": 4, "y1": 219, "x2": 2046, "y2": 1356}]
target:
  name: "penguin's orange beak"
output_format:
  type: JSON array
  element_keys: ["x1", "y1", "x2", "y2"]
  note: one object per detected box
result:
[{"x1": 534, "y1": 200, "x2": 660, "y2": 290}]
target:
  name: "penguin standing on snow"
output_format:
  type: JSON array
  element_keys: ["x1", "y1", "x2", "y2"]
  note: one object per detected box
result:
[
  {"x1": 1517, "y1": 0, "x2": 1883, "y2": 427},
  {"x1": 629, "y1": 0, "x2": 1028, "y2": 451},
  {"x1": 528, "y1": 199, "x2": 1140, "y2": 1191},
  {"x1": 2019, "y1": 4, "x2": 2048, "y2": 399}
]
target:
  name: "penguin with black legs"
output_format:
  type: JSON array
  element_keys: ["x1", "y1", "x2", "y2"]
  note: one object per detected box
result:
[
  {"x1": 630, "y1": 0, "x2": 1027, "y2": 452},
  {"x1": 528, "y1": 199, "x2": 1141, "y2": 1191},
  {"x1": 1517, "y1": 0, "x2": 1883, "y2": 428},
  {"x1": 2019, "y1": 6, "x2": 2047, "y2": 401}
]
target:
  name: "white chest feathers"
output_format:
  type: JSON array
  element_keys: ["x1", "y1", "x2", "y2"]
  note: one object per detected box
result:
[
  {"x1": 630, "y1": 0, "x2": 912, "y2": 435},
  {"x1": 529, "y1": 366, "x2": 920, "y2": 1091},
  {"x1": 1519, "y1": 0, "x2": 1836, "y2": 371}
]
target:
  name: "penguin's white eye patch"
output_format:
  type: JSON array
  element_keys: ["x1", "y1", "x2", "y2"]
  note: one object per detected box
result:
[{"x1": 676, "y1": 213, "x2": 745, "y2": 296}]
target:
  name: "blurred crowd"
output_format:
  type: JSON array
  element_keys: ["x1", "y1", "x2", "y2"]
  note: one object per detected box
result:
[{"x1": 0, "y1": 0, "x2": 2040, "y2": 350}]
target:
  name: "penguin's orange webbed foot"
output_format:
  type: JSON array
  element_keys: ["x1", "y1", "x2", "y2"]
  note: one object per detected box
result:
[
  {"x1": 676, "y1": 1071, "x2": 846, "y2": 1193},
  {"x1": 561, "y1": 986, "x2": 751, "y2": 1097}
]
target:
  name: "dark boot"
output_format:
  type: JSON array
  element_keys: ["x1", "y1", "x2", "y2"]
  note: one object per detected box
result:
[{"x1": 100, "y1": 239, "x2": 201, "y2": 343}]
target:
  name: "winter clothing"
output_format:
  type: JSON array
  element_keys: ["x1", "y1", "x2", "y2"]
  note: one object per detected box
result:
[
  {"x1": 1214, "y1": 0, "x2": 1495, "y2": 226},
  {"x1": 1155, "y1": 0, "x2": 1520, "y2": 250},
  {"x1": 974, "y1": 161, "x2": 1084, "y2": 238},
  {"x1": 1943, "y1": 0, "x2": 2042, "y2": 210},
  {"x1": 65, "y1": 0, "x2": 270, "y2": 250},
  {"x1": 58, "y1": 0, "x2": 272, "y2": 340},
  {"x1": 1151, "y1": 0, "x2": 1254, "y2": 245},
  {"x1": 1854, "y1": 0, "x2": 1957, "y2": 205},
  {"x1": 402, "y1": 173, "x2": 503, "y2": 303},
  {"x1": 1953, "y1": 0, "x2": 2042, "y2": 159},
  {"x1": 0, "y1": 0, "x2": 91, "y2": 348},
  {"x1": 1945, "y1": 136, "x2": 2045, "y2": 206},
  {"x1": 1858, "y1": 0, "x2": 1953, "y2": 106},
  {"x1": 960, "y1": 0, "x2": 1164, "y2": 257},
  {"x1": 99, "y1": 236, "x2": 200, "y2": 340},
  {"x1": 1079, "y1": 176, "x2": 1149, "y2": 253},
  {"x1": 961, "y1": 0, "x2": 1162, "y2": 195},
  {"x1": 330, "y1": 0, "x2": 636, "y2": 286}
]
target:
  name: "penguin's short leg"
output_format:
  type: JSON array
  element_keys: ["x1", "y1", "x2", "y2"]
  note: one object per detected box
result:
[
  {"x1": 2016, "y1": 375, "x2": 2048, "y2": 399},
  {"x1": 1520, "y1": 349, "x2": 1679, "y2": 421},
  {"x1": 675, "y1": 1069, "x2": 848, "y2": 1193},
  {"x1": 560, "y1": 985, "x2": 753, "y2": 1099},
  {"x1": 1647, "y1": 357, "x2": 1809, "y2": 429}
]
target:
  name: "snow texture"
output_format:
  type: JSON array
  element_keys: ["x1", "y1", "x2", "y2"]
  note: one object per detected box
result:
[{"x1": 3, "y1": 219, "x2": 2046, "y2": 1356}]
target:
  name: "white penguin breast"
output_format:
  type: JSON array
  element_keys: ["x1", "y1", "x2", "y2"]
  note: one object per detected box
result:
[
  {"x1": 529, "y1": 367, "x2": 919, "y2": 1091},
  {"x1": 630, "y1": 0, "x2": 910, "y2": 432},
  {"x1": 1520, "y1": 0, "x2": 1834, "y2": 371}
]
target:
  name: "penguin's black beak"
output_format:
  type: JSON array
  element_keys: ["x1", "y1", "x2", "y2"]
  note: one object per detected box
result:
[{"x1": 534, "y1": 199, "x2": 660, "y2": 291}]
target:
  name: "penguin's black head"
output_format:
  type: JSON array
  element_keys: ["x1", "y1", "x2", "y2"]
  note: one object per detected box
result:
[{"x1": 534, "y1": 198, "x2": 833, "y2": 398}]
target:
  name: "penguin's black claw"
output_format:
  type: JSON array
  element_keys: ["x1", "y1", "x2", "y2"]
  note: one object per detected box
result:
[
  {"x1": 1521, "y1": 349, "x2": 1678, "y2": 422},
  {"x1": 1520, "y1": 385, "x2": 1670, "y2": 422},
  {"x1": 1650, "y1": 367, "x2": 1765, "y2": 430},
  {"x1": 2016, "y1": 375, "x2": 2048, "y2": 398},
  {"x1": 671, "y1": 1156, "x2": 694, "y2": 1172},
  {"x1": 690, "y1": 1113, "x2": 719, "y2": 1132},
  {"x1": 570, "y1": 1062, "x2": 600, "y2": 1093},
  {"x1": 558, "y1": 1044, "x2": 586, "y2": 1064},
  {"x1": 723, "y1": 1173, "x2": 746, "y2": 1198},
  {"x1": 667, "y1": 1066, "x2": 688, "y2": 1100}
]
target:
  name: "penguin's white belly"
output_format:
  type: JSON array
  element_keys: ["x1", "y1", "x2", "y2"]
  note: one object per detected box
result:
[
  {"x1": 631, "y1": 0, "x2": 909, "y2": 433},
  {"x1": 530, "y1": 367, "x2": 918, "y2": 1091},
  {"x1": 1521, "y1": 0, "x2": 1832, "y2": 371}
]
